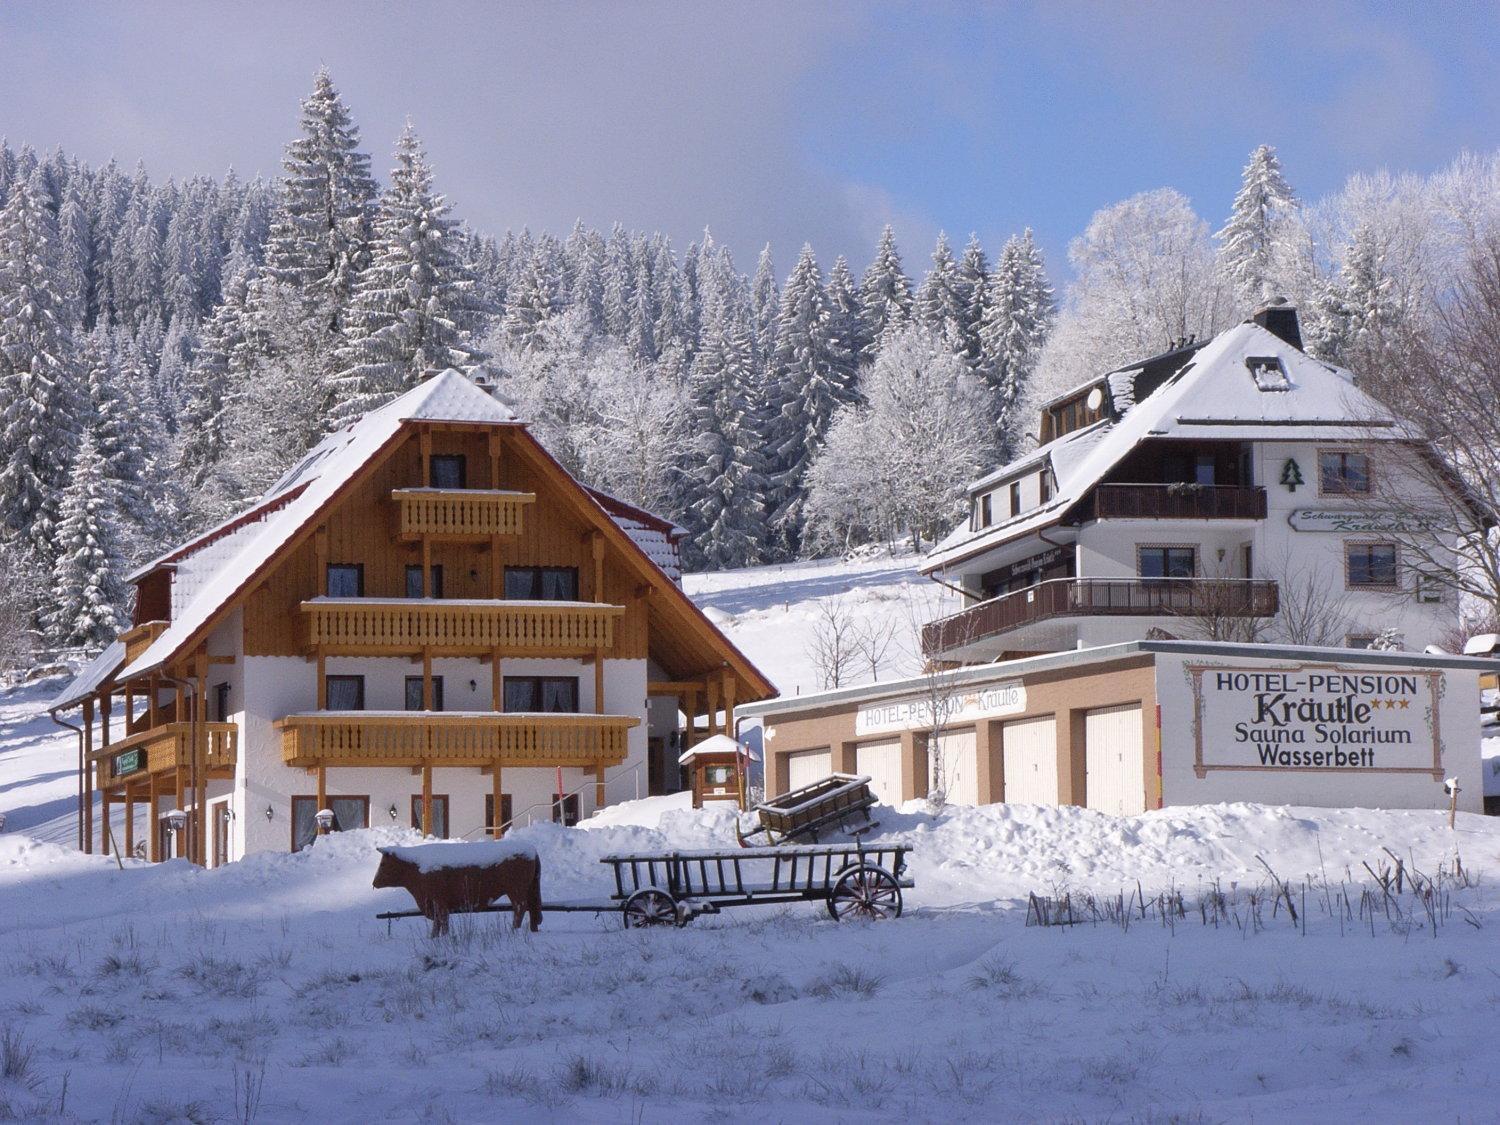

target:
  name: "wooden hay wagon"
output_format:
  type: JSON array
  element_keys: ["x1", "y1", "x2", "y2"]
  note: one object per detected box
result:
[
  {"x1": 735, "y1": 772, "x2": 878, "y2": 847},
  {"x1": 604, "y1": 840, "x2": 914, "y2": 927}
]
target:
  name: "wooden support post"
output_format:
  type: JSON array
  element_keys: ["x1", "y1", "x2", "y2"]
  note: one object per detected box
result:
[
  {"x1": 490, "y1": 533, "x2": 502, "y2": 597},
  {"x1": 420, "y1": 428, "x2": 433, "y2": 486},
  {"x1": 491, "y1": 761, "x2": 503, "y2": 837},
  {"x1": 590, "y1": 532, "x2": 605, "y2": 604},
  {"x1": 148, "y1": 770, "x2": 160, "y2": 862},
  {"x1": 101, "y1": 691, "x2": 111, "y2": 745},
  {"x1": 123, "y1": 684, "x2": 133, "y2": 736},
  {"x1": 124, "y1": 782, "x2": 134, "y2": 859},
  {"x1": 82, "y1": 697, "x2": 94, "y2": 855},
  {"x1": 314, "y1": 525, "x2": 329, "y2": 595},
  {"x1": 593, "y1": 650, "x2": 605, "y2": 715},
  {"x1": 595, "y1": 761, "x2": 606, "y2": 809},
  {"x1": 147, "y1": 675, "x2": 159, "y2": 727},
  {"x1": 421, "y1": 765, "x2": 434, "y2": 836},
  {"x1": 316, "y1": 651, "x2": 327, "y2": 710},
  {"x1": 683, "y1": 687, "x2": 698, "y2": 749},
  {"x1": 488, "y1": 430, "x2": 502, "y2": 490},
  {"x1": 100, "y1": 785, "x2": 111, "y2": 859},
  {"x1": 316, "y1": 766, "x2": 327, "y2": 829},
  {"x1": 706, "y1": 678, "x2": 720, "y2": 747},
  {"x1": 422, "y1": 648, "x2": 434, "y2": 711},
  {"x1": 721, "y1": 672, "x2": 735, "y2": 738},
  {"x1": 195, "y1": 650, "x2": 209, "y2": 866},
  {"x1": 491, "y1": 649, "x2": 502, "y2": 712},
  {"x1": 420, "y1": 535, "x2": 431, "y2": 597}
]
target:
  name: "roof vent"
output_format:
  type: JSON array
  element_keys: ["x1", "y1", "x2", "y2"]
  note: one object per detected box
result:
[{"x1": 1250, "y1": 298, "x2": 1303, "y2": 350}]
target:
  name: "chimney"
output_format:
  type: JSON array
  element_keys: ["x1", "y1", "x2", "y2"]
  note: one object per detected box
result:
[{"x1": 1250, "y1": 297, "x2": 1302, "y2": 351}]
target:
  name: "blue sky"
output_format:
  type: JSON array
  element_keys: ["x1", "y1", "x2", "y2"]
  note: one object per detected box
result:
[{"x1": 1, "y1": 2, "x2": 1496, "y2": 280}]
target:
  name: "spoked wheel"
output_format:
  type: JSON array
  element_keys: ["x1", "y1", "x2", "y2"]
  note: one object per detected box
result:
[
  {"x1": 827, "y1": 865, "x2": 903, "y2": 921},
  {"x1": 623, "y1": 888, "x2": 679, "y2": 929}
]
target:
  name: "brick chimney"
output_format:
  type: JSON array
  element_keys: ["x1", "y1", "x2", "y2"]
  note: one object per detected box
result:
[{"x1": 1250, "y1": 297, "x2": 1303, "y2": 351}]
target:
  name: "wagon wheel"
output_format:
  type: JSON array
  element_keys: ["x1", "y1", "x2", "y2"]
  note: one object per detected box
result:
[
  {"x1": 623, "y1": 888, "x2": 679, "y2": 929},
  {"x1": 827, "y1": 865, "x2": 902, "y2": 921}
]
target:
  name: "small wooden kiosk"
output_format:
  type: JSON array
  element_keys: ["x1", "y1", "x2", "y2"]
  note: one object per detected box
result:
[{"x1": 679, "y1": 733, "x2": 750, "y2": 809}]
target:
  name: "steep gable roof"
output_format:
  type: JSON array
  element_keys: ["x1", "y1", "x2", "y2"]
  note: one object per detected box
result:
[{"x1": 923, "y1": 320, "x2": 1411, "y2": 574}]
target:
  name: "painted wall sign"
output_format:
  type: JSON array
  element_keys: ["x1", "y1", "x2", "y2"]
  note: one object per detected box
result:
[
  {"x1": 1185, "y1": 663, "x2": 1442, "y2": 779},
  {"x1": 1279, "y1": 458, "x2": 1304, "y2": 491},
  {"x1": 1288, "y1": 508, "x2": 1438, "y2": 533},
  {"x1": 855, "y1": 681, "x2": 1026, "y2": 736}
]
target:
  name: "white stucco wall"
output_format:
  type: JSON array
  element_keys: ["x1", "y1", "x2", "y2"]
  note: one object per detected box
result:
[{"x1": 1154, "y1": 650, "x2": 1482, "y2": 812}]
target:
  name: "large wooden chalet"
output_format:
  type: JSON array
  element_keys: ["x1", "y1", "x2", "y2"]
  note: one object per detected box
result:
[{"x1": 50, "y1": 370, "x2": 774, "y2": 865}]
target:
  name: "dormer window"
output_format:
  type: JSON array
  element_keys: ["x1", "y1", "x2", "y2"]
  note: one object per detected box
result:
[
  {"x1": 976, "y1": 493, "x2": 993, "y2": 529},
  {"x1": 1009, "y1": 481, "x2": 1021, "y2": 516},
  {"x1": 1245, "y1": 356, "x2": 1290, "y2": 391}
]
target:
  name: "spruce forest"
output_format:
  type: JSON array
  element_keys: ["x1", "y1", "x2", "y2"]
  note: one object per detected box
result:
[{"x1": 2, "y1": 69, "x2": 1497, "y2": 663}]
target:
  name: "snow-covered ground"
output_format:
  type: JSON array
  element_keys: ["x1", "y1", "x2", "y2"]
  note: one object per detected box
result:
[{"x1": 4, "y1": 559, "x2": 1500, "y2": 1120}]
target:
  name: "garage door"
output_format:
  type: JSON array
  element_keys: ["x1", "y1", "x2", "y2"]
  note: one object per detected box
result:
[
  {"x1": 1001, "y1": 716, "x2": 1058, "y2": 805},
  {"x1": 1085, "y1": 704, "x2": 1145, "y2": 816},
  {"x1": 786, "y1": 749, "x2": 832, "y2": 793},
  {"x1": 932, "y1": 729, "x2": 979, "y2": 806},
  {"x1": 855, "y1": 739, "x2": 903, "y2": 806}
]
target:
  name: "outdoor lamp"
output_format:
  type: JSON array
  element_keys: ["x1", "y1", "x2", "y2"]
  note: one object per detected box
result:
[
  {"x1": 388, "y1": 803, "x2": 399, "y2": 821},
  {"x1": 265, "y1": 805, "x2": 274, "y2": 820},
  {"x1": 166, "y1": 809, "x2": 187, "y2": 834},
  {"x1": 315, "y1": 808, "x2": 335, "y2": 835}
]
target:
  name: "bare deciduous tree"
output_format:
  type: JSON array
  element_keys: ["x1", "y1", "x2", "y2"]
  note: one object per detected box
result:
[{"x1": 806, "y1": 599, "x2": 859, "y2": 690}]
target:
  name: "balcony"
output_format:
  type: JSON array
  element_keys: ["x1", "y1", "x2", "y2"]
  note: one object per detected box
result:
[
  {"x1": 275, "y1": 712, "x2": 639, "y2": 768},
  {"x1": 1080, "y1": 484, "x2": 1267, "y2": 522},
  {"x1": 302, "y1": 598, "x2": 624, "y2": 656},
  {"x1": 392, "y1": 488, "x2": 535, "y2": 541},
  {"x1": 91, "y1": 721, "x2": 238, "y2": 790},
  {"x1": 922, "y1": 578, "x2": 1280, "y2": 657}
]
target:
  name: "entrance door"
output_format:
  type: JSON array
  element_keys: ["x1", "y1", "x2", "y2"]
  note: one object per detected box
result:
[
  {"x1": 932, "y1": 729, "x2": 979, "y2": 806},
  {"x1": 1085, "y1": 704, "x2": 1146, "y2": 815},
  {"x1": 1002, "y1": 716, "x2": 1059, "y2": 805},
  {"x1": 786, "y1": 749, "x2": 831, "y2": 793},
  {"x1": 855, "y1": 739, "x2": 903, "y2": 806},
  {"x1": 212, "y1": 803, "x2": 231, "y2": 867}
]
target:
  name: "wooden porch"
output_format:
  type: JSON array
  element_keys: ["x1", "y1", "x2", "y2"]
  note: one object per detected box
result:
[
  {"x1": 91, "y1": 721, "x2": 238, "y2": 792},
  {"x1": 301, "y1": 598, "x2": 624, "y2": 655},
  {"x1": 274, "y1": 712, "x2": 638, "y2": 768}
]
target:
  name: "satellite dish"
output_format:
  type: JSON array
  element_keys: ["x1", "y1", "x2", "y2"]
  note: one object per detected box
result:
[{"x1": 1085, "y1": 387, "x2": 1104, "y2": 411}]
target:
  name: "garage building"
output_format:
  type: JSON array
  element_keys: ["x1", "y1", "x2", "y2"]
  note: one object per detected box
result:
[{"x1": 740, "y1": 641, "x2": 1486, "y2": 815}]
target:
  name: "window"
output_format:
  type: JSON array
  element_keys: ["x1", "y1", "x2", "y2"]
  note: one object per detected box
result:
[
  {"x1": 405, "y1": 676, "x2": 444, "y2": 712},
  {"x1": 1319, "y1": 450, "x2": 1371, "y2": 495},
  {"x1": 1039, "y1": 472, "x2": 1052, "y2": 503},
  {"x1": 484, "y1": 793, "x2": 514, "y2": 836},
  {"x1": 704, "y1": 764, "x2": 735, "y2": 786},
  {"x1": 552, "y1": 793, "x2": 581, "y2": 827},
  {"x1": 977, "y1": 493, "x2": 993, "y2": 529},
  {"x1": 325, "y1": 675, "x2": 365, "y2": 711},
  {"x1": 292, "y1": 796, "x2": 369, "y2": 852},
  {"x1": 405, "y1": 564, "x2": 444, "y2": 599},
  {"x1": 1138, "y1": 546, "x2": 1197, "y2": 579},
  {"x1": 430, "y1": 454, "x2": 467, "y2": 489},
  {"x1": 212, "y1": 683, "x2": 230, "y2": 724},
  {"x1": 1346, "y1": 542, "x2": 1398, "y2": 588},
  {"x1": 1194, "y1": 453, "x2": 1216, "y2": 486},
  {"x1": 1345, "y1": 634, "x2": 1377, "y2": 650},
  {"x1": 326, "y1": 563, "x2": 364, "y2": 598},
  {"x1": 504, "y1": 566, "x2": 579, "y2": 601},
  {"x1": 1009, "y1": 482, "x2": 1022, "y2": 517},
  {"x1": 212, "y1": 803, "x2": 231, "y2": 867},
  {"x1": 410, "y1": 795, "x2": 450, "y2": 838},
  {"x1": 504, "y1": 676, "x2": 579, "y2": 713}
]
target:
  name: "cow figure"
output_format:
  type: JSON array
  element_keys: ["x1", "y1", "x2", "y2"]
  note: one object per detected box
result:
[{"x1": 373, "y1": 843, "x2": 543, "y2": 937}]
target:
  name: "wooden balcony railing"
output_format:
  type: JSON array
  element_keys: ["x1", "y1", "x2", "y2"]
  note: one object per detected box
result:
[
  {"x1": 922, "y1": 578, "x2": 1280, "y2": 656},
  {"x1": 302, "y1": 599, "x2": 624, "y2": 655},
  {"x1": 275, "y1": 712, "x2": 639, "y2": 768},
  {"x1": 91, "y1": 721, "x2": 238, "y2": 789},
  {"x1": 1081, "y1": 484, "x2": 1267, "y2": 522},
  {"x1": 120, "y1": 620, "x2": 169, "y2": 665},
  {"x1": 392, "y1": 488, "x2": 535, "y2": 541}
]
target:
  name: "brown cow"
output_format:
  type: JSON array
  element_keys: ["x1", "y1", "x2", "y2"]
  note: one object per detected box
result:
[{"x1": 373, "y1": 843, "x2": 543, "y2": 937}]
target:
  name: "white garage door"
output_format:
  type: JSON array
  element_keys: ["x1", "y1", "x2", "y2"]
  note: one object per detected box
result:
[
  {"x1": 1002, "y1": 716, "x2": 1058, "y2": 805},
  {"x1": 786, "y1": 749, "x2": 832, "y2": 793},
  {"x1": 1085, "y1": 704, "x2": 1146, "y2": 816},
  {"x1": 856, "y1": 739, "x2": 903, "y2": 806},
  {"x1": 932, "y1": 729, "x2": 979, "y2": 806}
]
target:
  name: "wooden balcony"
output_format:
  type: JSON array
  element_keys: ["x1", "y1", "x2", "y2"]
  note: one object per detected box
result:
[
  {"x1": 302, "y1": 598, "x2": 624, "y2": 656},
  {"x1": 1079, "y1": 484, "x2": 1267, "y2": 522},
  {"x1": 392, "y1": 488, "x2": 535, "y2": 541},
  {"x1": 275, "y1": 712, "x2": 639, "y2": 768},
  {"x1": 121, "y1": 620, "x2": 169, "y2": 665},
  {"x1": 922, "y1": 578, "x2": 1280, "y2": 656},
  {"x1": 91, "y1": 721, "x2": 238, "y2": 790}
]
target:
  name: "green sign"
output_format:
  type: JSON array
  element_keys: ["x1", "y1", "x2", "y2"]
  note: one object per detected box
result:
[
  {"x1": 113, "y1": 749, "x2": 144, "y2": 777},
  {"x1": 1279, "y1": 458, "x2": 1304, "y2": 492}
]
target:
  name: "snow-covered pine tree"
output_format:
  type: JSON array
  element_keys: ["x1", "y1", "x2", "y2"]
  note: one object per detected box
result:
[
  {"x1": 825, "y1": 255, "x2": 866, "y2": 373},
  {"x1": 46, "y1": 432, "x2": 127, "y2": 651},
  {"x1": 0, "y1": 174, "x2": 80, "y2": 567},
  {"x1": 502, "y1": 242, "x2": 562, "y2": 356},
  {"x1": 916, "y1": 232, "x2": 966, "y2": 344},
  {"x1": 1216, "y1": 144, "x2": 1298, "y2": 311},
  {"x1": 56, "y1": 183, "x2": 92, "y2": 329},
  {"x1": 601, "y1": 223, "x2": 634, "y2": 341},
  {"x1": 750, "y1": 245, "x2": 779, "y2": 371},
  {"x1": 956, "y1": 234, "x2": 989, "y2": 375},
  {"x1": 260, "y1": 68, "x2": 377, "y2": 320},
  {"x1": 859, "y1": 224, "x2": 913, "y2": 362},
  {"x1": 978, "y1": 229, "x2": 1054, "y2": 457},
  {"x1": 80, "y1": 328, "x2": 148, "y2": 515},
  {"x1": 177, "y1": 266, "x2": 249, "y2": 525},
  {"x1": 627, "y1": 252, "x2": 658, "y2": 361},
  {"x1": 766, "y1": 244, "x2": 856, "y2": 553},
  {"x1": 1304, "y1": 222, "x2": 1398, "y2": 369},
  {"x1": 330, "y1": 124, "x2": 489, "y2": 423}
]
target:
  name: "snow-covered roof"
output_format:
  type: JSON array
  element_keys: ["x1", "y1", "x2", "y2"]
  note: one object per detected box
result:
[
  {"x1": 119, "y1": 371, "x2": 516, "y2": 681},
  {"x1": 49, "y1": 641, "x2": 126, "y2": 712},
  {"x1": 585, "y1": 488, "x2": 685, "y2": 582},
  {"x1": 924, "y1": 320, "x2": 1409, "y2": 575},
  {"x1": 1464, "y1": 633, "x2": 1500, "y2": 657},
  {"x1": 678, "y1": 732, "x2": 758, "y2": 764}
]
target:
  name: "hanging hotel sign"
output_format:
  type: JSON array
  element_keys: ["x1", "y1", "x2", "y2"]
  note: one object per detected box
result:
[
  {"x1": 111, "y1": 749, "x2": 145, "y2": 777},
  {"x1": 855, "y1": 681, "x2": 1026, "y2": 736},
  {"x1": 1185, "y1": 663, "x2": 1442, "y2": 779},
  {"x1": 1287, "y1": 509, "x2": 1438, "y2": 534}
]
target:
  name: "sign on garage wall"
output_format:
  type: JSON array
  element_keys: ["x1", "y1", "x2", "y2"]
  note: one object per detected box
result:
[
  {"x1": 1185, "y1": 663, "x2": 1443, "y2": 779},
  {"x1": 854, "y1": 681, "x2": 1025, "y2": 736}
]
